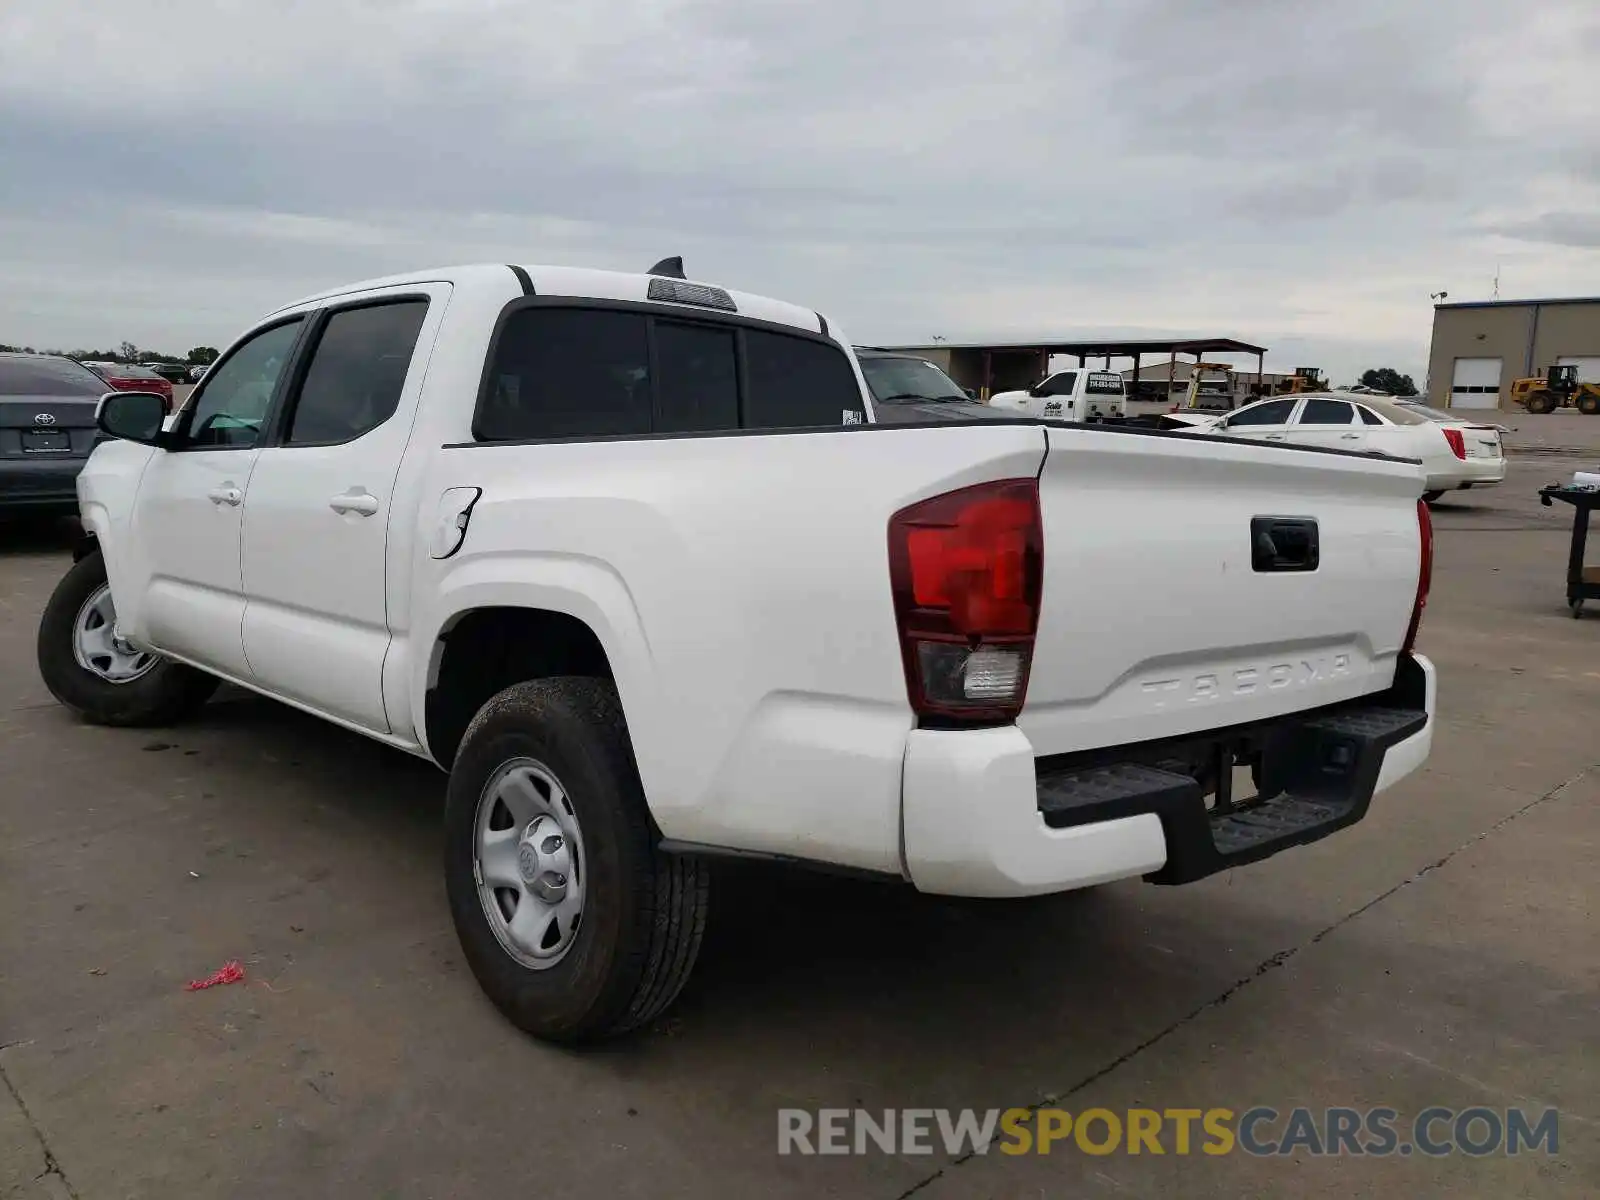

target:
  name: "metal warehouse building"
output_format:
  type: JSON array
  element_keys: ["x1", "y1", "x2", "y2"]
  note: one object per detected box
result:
[{"x1": 1427, "y1": 296, "x2": 1600, "y2": 411}]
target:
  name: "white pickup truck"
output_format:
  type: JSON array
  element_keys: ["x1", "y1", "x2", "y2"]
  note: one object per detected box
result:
[
  {"x1": 988, "y1": 368, "x2": 1128, "y2": 422},
  {"x1": 37, "y1": 261, "x2": 1436, "y2": 1044}
]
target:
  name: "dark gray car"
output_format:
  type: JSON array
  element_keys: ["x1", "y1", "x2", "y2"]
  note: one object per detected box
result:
[
  {"x1": 0, "y1": 354, "x2": 108, "y2": 515},
  {"x1": 855, "y1": 349, "x2": 1018, "y2": 424}
]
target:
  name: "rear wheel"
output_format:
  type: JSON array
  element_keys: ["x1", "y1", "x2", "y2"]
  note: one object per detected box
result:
[
  {"x1": 1577, "y1": 392, "x2": 1600, "y2": 416},
  {"x1": 444, "y1": 678, "x2": 709, "y2": 1043},
  {"x1": 36, "y1": 552, "x2": 219, "y2": 726},
  {"x1": 1524, "y1": 391, "x2": 1557, "y2": 414}
]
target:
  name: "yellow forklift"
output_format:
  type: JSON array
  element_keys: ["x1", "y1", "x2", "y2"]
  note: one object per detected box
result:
[{"x1": 1509, "y1": 364, "x2": 1600, "y2": 415}]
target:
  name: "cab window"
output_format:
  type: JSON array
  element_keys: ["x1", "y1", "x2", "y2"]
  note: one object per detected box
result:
[{"x1": 184, "y1": 319, "x2": 304, "y2": 449}]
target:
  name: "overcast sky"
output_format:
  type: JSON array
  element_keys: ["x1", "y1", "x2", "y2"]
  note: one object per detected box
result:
[{"x1": 3, "y1": 0, "x2": 1597, "y2": 383}]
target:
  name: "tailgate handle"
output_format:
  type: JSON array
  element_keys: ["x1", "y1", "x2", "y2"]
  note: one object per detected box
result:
[{"x1": 1252, "y1": 517, "x2": 1319, "y2": 573}]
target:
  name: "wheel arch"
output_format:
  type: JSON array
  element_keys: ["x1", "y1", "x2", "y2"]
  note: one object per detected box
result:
[{"x1": 422, "y1": 604, "x2": 624, "y2": 770}]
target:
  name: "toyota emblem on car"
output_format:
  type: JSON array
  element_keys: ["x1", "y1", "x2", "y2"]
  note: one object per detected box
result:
[{"x1": 34, "y1": 412, "x2": 57, "y2": 425}]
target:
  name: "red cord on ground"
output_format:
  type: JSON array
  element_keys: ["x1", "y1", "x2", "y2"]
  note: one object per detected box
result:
[{"x1": 186, "y1": 961, "x2": 245, "y2": 991}]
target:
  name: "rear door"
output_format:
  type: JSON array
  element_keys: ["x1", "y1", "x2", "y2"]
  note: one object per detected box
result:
[
  {"x1": 1289, "y1": 396, "x2": 1368, "y2": 451},
  {"x1": 239, "y1": 287, "x2": 445, "y2": 732},
  {"x1": 1081, "y1": 371, "x2": 1125, "y2": 420},
  {"x1": 1022, "y1": 425, "x2": 1425, "y2": 754}
]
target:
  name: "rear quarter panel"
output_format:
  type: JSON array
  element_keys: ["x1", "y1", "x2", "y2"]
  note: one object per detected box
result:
[{"x1": 411, "y1": 424, "x2": 1049, "y2": 873}]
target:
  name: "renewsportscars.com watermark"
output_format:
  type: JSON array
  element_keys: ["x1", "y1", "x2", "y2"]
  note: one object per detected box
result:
[{"x1": 778, "y1": 1106, "x2": 1560, "y2": 1158}]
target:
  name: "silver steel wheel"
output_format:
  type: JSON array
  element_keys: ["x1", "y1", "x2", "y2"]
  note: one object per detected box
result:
[
  {"x1": 473, "y1": 758, "x2": 587, "y2": 970},
  {"x1": 72, "y1": 584, "x2": 157, "y2": 684}
]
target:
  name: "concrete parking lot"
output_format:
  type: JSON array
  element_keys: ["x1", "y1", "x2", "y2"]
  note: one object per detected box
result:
[{"x1": 1, "y1": 451, "x2": 1596, "y2": 1199}]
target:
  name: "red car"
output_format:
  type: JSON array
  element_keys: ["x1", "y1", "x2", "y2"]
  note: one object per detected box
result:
[{"x1": 81, "y1": 361, "x2": 175, "y2": 412}]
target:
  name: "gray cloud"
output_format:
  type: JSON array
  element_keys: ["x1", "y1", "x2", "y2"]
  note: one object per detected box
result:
[
  {"x1": 2, "y1": 0, "x2": 1597, "y2": 382},
  {"x1": 1489, "y1": 212, "x2": 1600, "y2": 249}
]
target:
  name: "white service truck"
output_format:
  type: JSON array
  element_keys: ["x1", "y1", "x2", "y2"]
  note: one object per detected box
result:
[
  {"x1": 39, "y1": 261, "x2": 1437, "y2": 1043},
  {"x1": 988, "y1": 368, "x2": 1128, "y2": 422}
]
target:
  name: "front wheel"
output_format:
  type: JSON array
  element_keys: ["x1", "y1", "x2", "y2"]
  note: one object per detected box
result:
[
  {"x1": 443, "y1": 677, "x2": 709, "y2": 1043},
  {"x1": 36, "y1": 552, "x2": 219, "y2": 726}
]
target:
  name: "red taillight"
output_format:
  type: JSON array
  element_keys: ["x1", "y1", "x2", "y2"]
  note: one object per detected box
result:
[
  {"x1": 888, "y1": 479, "x2": 1043, "y2": 724},
  {"x1": 1402, "y1": 497, "x2": 1433, "y2": 655},
  {"x1": 1443, "y1": 427, "x2": 1466, "y2": 459}
]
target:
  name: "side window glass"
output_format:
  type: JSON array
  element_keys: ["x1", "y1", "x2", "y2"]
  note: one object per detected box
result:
[
  {"x1": 743, "y1": 329, "x2": 863, "y2": 428},
  {"x1": 1359, "y1": 406, "x2": 1384, "y2": 426},
  {"x1": 185, "y1": 319, "x2": 303, "y2": 449},
  {"x1": 1040, "y1": 372, "x2": 1077, "y2": 396},
  {"x1": 1227, "y1": 399, "x2": 1295, "y2": 427},
  {"x1": 285, "y1": 301, "x2": 429, "y2": 445},
  {"x1": 655, "y1": 322, "x2": 738, "y2": 433},
  {"x1": 477, "y1": 309, "x2": 651, "y2": 441},
  {"x1": 1299, "y1": 398, "x2": 1355, "y2": 425}
]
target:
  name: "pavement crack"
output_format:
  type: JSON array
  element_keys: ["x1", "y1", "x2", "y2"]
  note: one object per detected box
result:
[
  {"x1": 0, "y1": 1060, "x2": 80, "y2": 1200},
  {"x1": 892, "y1": 763, "x2": 1594, "y2": 1198}
]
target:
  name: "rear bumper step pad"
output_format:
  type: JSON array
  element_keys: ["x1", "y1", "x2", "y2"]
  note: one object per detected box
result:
[{"x1": 1036, "y1": 701, "x2": 1427, "y2": 885}]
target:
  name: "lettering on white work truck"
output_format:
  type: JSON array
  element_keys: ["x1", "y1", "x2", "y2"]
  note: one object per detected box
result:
[{"x1": 1139, "y1": 655, "x2": 1351, "y2": 708}]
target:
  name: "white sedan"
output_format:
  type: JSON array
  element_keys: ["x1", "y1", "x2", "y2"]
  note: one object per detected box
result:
[{"x1": 1192, "y1": 393, "x2": 1505, "y2": 503}]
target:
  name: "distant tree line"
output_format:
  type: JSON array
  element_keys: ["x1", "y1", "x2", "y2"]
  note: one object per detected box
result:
[{"x1": 0, "y1": 342, "x2": 220, "y2": 366}]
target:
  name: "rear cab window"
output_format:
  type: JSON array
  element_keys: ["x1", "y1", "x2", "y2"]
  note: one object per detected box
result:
[{"x1": 475, "y1": 305, "x2": 864, "y2": 441}]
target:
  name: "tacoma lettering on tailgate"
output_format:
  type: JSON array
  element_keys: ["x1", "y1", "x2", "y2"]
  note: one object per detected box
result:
[{"x1": 1139, "y1": 654, "x2": 1352, "y2": 708}]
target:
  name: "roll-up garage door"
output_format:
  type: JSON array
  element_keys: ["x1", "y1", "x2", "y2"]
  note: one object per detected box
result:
[
  {"x1": 1450, "y1": 357, "x2": 1502, "y2": 409},
  {"x1": 1556, "y1": 356, "x2": 1600, "y2": 382}
]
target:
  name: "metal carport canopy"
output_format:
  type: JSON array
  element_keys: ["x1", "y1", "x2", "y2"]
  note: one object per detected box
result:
[
  {"x1": 867, "y1": 336, "x2": 1271, "y2": 400},
  {"x1": 867, "y1": 337, "x2": 1268, "y2": 358}
]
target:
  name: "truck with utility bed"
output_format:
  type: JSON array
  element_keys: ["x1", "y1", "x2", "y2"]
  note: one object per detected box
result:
[
  {"x1": 988, "y1": 367, "x2": 1128, "y2": 422},
  {"x1": 38, "y1": 260, "x2": 1437, "y2": 1043}
]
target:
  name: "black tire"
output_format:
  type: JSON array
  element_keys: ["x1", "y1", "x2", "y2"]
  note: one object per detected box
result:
[
  {"x1": 1421, "y1": 490, "x2": 1444, "y2": 504},
  {"x1": 1525, "y1": 392, "x2": 1556, "y2": 415},
  {"x1": 36, "y1": 551, "x2": 219, "y2": 727},
  {"x1": 1577, "y1": 393, "x2": 1600, "y2": 416},
  {"x1": 444, "y1": 677, "x2": 709, "y2": 1044}
]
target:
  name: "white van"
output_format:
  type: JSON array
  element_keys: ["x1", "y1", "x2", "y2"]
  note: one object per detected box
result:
[{"x1": 988, "y1": 369, "x2": 1127, "y2": 422}]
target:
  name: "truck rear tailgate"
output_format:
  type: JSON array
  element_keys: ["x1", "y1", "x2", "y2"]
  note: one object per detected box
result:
[{"x1": 1020, "y1": 427, "x2": 1425, "y2": 756}]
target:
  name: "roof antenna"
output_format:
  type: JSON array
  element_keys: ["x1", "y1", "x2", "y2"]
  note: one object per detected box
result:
[{"x1": 648, "y1": 256, "x2": 686, "y2": 279}]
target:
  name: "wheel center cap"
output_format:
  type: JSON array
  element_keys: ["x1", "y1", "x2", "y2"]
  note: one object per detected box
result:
[{"x1": 517, "y1": 840, "x2": 542, "y2": 884}]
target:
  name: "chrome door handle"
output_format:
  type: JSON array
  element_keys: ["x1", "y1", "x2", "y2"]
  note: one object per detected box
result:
[
  {"x1": 329, "y1": 489, "x2": 379, "y2": 516},
  {"x1": 1264, "y1": 434, "x2": 1286, "y2": 441},
  {"x1": 1341, "y1": 433, "x2": 1363, "y2": 440},
  {"x1": 207, "y1": 485, "x2": 243, "y2": 507}
]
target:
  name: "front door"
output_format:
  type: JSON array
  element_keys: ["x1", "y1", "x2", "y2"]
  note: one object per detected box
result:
[
  {"x1": 1218, "y1": 397, "x2": 1299, "y2": 444},
  {"x1": 240, "y1": 289, "x2": 443, "y2": 732},
  {"x1": 120, "y1": 317, "x2": 307, "y2": 677}
]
